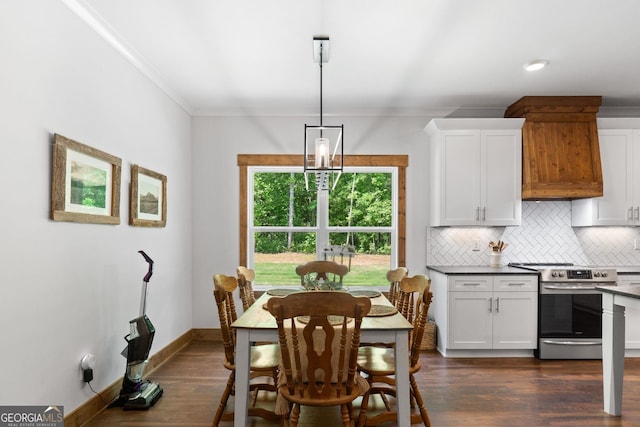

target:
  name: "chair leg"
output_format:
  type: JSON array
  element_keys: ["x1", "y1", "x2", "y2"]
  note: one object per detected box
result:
[
  {"x1": 409, "y1": 374, "x2": 431, "y2": 427},
  {"x1": 289, "y1": 403, "x2": 301, "y2": 427},
  {"x1": 341, "y1": 403, "x2": 352, "y2": 426},
  {"x1": 357, "y1": 376, "x2": 373, "y2": 427},
  {"x1": 409, "y1": 389, "x2": 417, "y2": 409},
  {"x1": 380, "y1": 390, "x2": 393, "y2": 411},
  {"x1": 212, "y1": 371, "x2": 235, "y2": 427},
  {"x1": 347, "y1": 401, "x2": 357, "y2": 422}
]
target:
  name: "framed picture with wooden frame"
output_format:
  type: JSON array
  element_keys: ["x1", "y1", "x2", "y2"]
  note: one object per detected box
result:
[
  {"x1": 130, "y1": 164, "x2": 167, "y2": 227},
  {"x1": 51, "y1": 134, "x2": 122, "y2": 224}
]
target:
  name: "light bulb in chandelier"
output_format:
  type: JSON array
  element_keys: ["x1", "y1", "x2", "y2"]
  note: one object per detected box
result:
[{"x1": 315, "y1": 138, "x2": 329, "y2": 168}]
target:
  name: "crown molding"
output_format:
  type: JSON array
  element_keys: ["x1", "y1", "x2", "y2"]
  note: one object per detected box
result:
[{"x1": 60, "y1": 0, "x2": 193, "y2": 114}]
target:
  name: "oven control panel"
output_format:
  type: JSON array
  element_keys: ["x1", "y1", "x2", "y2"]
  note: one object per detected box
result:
[
  {"x1": 540, "y1": 268, "x2": 617, "y2": 283},
  {"x1": 566, "y1": 269, "x2": 592, "y2": 280}
]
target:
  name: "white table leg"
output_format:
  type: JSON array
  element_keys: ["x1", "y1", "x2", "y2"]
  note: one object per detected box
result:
[
  {"x1": 234, "y1": 329, "x2": 251, "y2": 427},
  {"x1": 394, "y1": 330, "x2": 410, "y2": 427},
  {"x1": 602, "y1": 292, "x2": 625, "y2": 416}
]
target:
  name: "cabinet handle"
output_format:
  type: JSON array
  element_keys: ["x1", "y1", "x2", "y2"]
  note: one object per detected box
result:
[
  {"x1": 482, "y1": 207, "x2": 486, "y2": 221},
  {"x1": 496, "y1": 297, "x2": 500, "y2": 313},
  {"x1": 629, "y1": 207, "x2": 634, "y2": 221},
  {"x1": 475, "y1": 207, "x2": 480, "y2": 221},
  {"x1": 507, "y1": 282, "x2": 527, "y2": 286},
  {"x1": 542, "y1": 340, "x2": 601, "y2": 346},
  {"x1": 488, "y1": 297, "x2": 493, "y2": 313},
  {"x1": 462, "y1": 282, "x2": 482, "y2": 286},
  {"x1": 635, "y1": 207, "x2": 639, "y2": 221}
]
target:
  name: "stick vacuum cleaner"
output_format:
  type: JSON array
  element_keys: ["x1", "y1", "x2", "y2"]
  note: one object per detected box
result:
[{"x1": 110, "y1": 250, "x2": 163, "y2": 410}]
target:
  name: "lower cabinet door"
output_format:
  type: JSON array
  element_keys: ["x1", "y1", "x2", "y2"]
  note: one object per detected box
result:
[
  {"x1": 448, "y1": 291, "x2": 493, "y2": 349},
  {"x1": 492, "y1": 292, "x2": 538, "y2": 349}
]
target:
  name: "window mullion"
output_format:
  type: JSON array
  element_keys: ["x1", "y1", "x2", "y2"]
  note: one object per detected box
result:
[{"x1": 316, "y1": 190, "x2": 329, "y2": 259}]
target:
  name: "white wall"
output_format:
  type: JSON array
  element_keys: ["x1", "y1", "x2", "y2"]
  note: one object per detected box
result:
[
  {"x1": 0, "y1": 1, "x2": 192, "y2": 413},
  {"x1": 191, "y1": 115, "x2": 431, "y2": 327}
]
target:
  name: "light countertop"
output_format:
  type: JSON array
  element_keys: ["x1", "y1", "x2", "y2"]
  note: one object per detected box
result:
[
  {"x1": 598, "y1": 284, "x2": 640, "y2": 299},
  {"x1": 426, "y1": 265, "x2": 538, "y2": 275},
  {"x1": 428, "y1": 265, "x2": 640, "y2": 275}
]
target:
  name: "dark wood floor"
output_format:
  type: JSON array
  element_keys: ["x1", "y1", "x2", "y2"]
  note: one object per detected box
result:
[{"x1": 86, "y1": 340, "x2": 640, "y2": 426}]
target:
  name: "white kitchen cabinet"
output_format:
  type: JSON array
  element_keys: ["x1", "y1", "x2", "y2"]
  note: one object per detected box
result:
[
  {"x1": 491, "y1": 291, "x2": 538, "y2": 348},
  {"x1": 425, "y1": 118, "x2": 524, "y2": 226},
  {"x1": 449, "y1": 290, "x2": 493, "y2": 348},
  {"x1": 429, "y1": 271, "x2": 538, "y2": 355},
  {"x1": 572, "y1": 118, "x2": 640, "y2": 226},
  {"x1": 614, "y1": 275, "x2": 640, "y2": 349}
]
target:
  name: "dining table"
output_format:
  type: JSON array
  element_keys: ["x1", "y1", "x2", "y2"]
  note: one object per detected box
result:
[{"x1": 231, "y1": 289, "x2": 414, "y2": 427}]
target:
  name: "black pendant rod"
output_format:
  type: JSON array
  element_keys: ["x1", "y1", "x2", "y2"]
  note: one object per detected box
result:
[{"x1": 319, "y1": 43, "x2": 323, "y2": 129}]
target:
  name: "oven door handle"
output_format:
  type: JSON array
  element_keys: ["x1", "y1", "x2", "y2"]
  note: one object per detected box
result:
[
  {"x1": 541, "y1": 340, "x2": 601, "y2": 346},
  {"x1": 542, "y1": 285, "x2": 598, "y2": 290}
]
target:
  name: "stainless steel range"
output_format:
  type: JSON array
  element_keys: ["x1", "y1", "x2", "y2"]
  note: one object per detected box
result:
[{"x1": 509, "y1": 263, "x2": 617, "y2": 359}]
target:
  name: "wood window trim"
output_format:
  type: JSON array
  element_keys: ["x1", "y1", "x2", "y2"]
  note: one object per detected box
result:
[{"x1": 237, "y1": 154, "x2": 408, "y2": 267}]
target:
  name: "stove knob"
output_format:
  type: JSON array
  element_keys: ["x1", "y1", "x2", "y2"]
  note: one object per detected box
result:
[
  {"x1": 594, "y1": 271, "x2": 601, "y2": 277},
  {"x1": 558, "y1": 271, "x2": 565, "y2": 277},
  {"x1": 601, "y1": 271, "x2": 608, "y2": 277},
  {"x1": 551, "y1": 271, "x2": 558, "y2": 277}
]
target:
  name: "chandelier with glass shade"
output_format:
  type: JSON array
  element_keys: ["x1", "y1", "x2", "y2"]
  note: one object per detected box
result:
[{"x1": 304, "y1": 36, "x2": 343, "y2": 191}]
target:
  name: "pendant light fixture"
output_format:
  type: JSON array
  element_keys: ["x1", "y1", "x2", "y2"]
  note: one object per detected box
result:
[{"x1": 304, "y1": 36, "x2": 343, "y2": 191}]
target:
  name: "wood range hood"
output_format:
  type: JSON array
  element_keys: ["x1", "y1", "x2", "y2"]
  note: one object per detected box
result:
[{"x1": 505, "y1": 96, "x2": 604, "y2": 200}]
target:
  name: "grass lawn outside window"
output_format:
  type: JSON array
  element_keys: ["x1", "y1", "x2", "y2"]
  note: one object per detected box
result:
[{"x1": 254, "y1": 252, "x2": 390, "y2": 287}]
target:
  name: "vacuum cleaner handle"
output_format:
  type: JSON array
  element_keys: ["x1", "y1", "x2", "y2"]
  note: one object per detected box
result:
[{"x1": 139, "y1": 250, "x2": 154, "y2": 283}]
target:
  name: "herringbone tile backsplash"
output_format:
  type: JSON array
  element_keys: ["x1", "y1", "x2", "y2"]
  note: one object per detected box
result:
[{"x1": 427, "y1": 201, "x2": 640, "y2": 267}]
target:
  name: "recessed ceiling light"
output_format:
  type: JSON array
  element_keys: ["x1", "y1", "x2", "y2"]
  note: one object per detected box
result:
[{"x1": 524, "y1": 60, "x2": 549, "y2": 72}]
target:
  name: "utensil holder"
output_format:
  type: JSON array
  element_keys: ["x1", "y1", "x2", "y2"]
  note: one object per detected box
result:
[{"x1": 489, "y1": 252, "x2": 502, "y2": 267}]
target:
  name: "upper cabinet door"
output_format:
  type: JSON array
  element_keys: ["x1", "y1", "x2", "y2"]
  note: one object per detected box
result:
[
  {"x1": 439, "y1": 130, "x2": 482, "y2": 225},
  {"x1": 572, "y1": 119, "x2": 640, "y2": 226},
  {"x1": 426, "y1": 118, "x2": 524, "y2": 227},
  {"x1": 596, "y1": 130, "x2": 633, "y2": 224},
  {"x1": 482, "y1": 130, "x2": 522, "y2": 226}
]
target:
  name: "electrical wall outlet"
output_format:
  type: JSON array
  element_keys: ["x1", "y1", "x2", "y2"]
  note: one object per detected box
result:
[
  {"x1": 81, "y1": 354, "x2": 96, "y2": 383},
  {"x1": 472, "y1": 239, "x2": 481, "y2": 251},
  {"x1": 80, "y1": 354, "x2": 96, "y2": 370}
]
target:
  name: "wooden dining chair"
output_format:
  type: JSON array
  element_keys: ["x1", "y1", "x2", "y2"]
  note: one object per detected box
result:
[
  {"x1": 395, "y1": 274, "x2": 430, "y2": 323},
  {"x1": 212, "y1": 274, "x2": 281, "y2": 426},
  {"x1": 295, "y1": 260, "x2": 349, "y2": 289},
  {"x1": 357, "y1": 268, "x2": 410, "y2": 350},
  {"x1": 236, "y1": 266, "x2": 257, "y2": 311},
  {"x1": 266, "y1": 291, "x2": 372, "y2": 427},
  {"x1": 356, "y1": 284, "x2": 433, "y2": 427},
  {"x1": 386, "y1": 267, "x2": 408, "y2": 306}
]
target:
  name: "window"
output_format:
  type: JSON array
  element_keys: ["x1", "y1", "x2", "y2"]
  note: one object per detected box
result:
[{"x1": 238, "y1": 155, "x2": 407, "y2": 287}]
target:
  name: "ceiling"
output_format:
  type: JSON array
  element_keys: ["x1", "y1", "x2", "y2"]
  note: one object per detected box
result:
[{"x1": 69, "y1": 0, "x2": 640, "y2": 117}]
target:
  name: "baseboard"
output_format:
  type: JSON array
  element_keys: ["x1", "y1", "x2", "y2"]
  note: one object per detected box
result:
[
  {"x1": 64, "y1": 329, "x2": 195, "y2": 427},
  {"x1": 191, "y1": 327, "x2": 222, "y2": 341}
]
